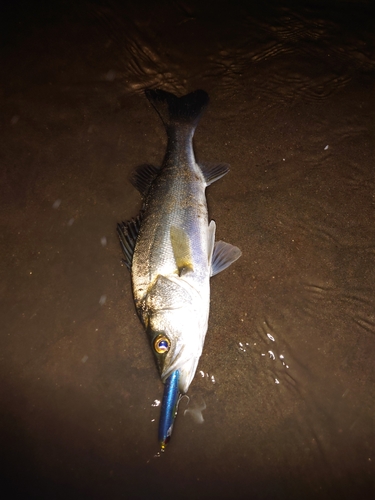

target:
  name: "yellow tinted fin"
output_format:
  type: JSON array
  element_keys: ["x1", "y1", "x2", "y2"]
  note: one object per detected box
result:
[{"x1": 170, "y1": 226, "x2": 194, "y2": 276}]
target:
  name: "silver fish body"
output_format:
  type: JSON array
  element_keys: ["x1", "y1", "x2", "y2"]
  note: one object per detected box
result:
[{"x1": 118, "y1": 88, "x2": 241, "y2": 409}]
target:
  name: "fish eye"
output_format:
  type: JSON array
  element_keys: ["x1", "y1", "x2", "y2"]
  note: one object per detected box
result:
[{"x1": 154, "y1": 335, "x2": 170, "y2": 354}]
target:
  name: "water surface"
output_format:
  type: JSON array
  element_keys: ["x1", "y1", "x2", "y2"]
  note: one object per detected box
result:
[{"x1": 1, "y1": 1, "x2": 374, "y2": 498}]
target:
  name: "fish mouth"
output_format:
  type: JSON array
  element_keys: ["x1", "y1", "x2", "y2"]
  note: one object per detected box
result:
[{"x1": 161, "y1": 351, "x2": 200, "y2": 394}]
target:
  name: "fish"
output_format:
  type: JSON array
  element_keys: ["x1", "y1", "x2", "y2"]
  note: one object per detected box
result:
[{"x1": 117, "y1": 88, "x2": 241, "y2": 449}]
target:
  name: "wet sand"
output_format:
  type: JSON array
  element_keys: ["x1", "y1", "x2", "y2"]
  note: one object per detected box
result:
[{"x1": 1, "y1": 1, "x2": 374, "y2": 498}]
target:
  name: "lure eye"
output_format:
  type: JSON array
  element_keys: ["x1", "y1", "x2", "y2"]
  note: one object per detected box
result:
[{"x1": 154, "y1": 335, "x2": 170, "y2": 354}]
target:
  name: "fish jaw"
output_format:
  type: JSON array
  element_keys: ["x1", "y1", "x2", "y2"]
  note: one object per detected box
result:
[{"x1": 161, "y1": 347, "x2": 201, "y2": 395}]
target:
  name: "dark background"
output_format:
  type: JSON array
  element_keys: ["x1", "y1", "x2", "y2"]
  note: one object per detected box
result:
[{"x1": 1, "y1": 1, "x2": 374, "y2": 498}]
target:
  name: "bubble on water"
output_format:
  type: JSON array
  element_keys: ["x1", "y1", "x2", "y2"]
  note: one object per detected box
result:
[
  {"x1": 238, "y1": 341, "x2": 246, "y2": 352},
  {"x1": 68, "y1": 218, "x2": 74, "y2": 226},
  {"x1": 275, "y1": 378, "x2": 280, "y2": 384},
  {"x1": 99, "y1": 295, "x2": 107, "y2": 305},
  {"x1": 11, "y1": 115, "x2": 19, "y2": 125},
  {"x1": 81, "y1": 355, "x2": 88, "y2": 363},
  {"x1": 151, "y1": 399, "x2": 160, "y2": 407},
  {"x1": 101, "y1": 236, "x2": 107, "y2": 247},
  {"x1": 268, "y1": 350, "x2": 276, "y2": 360},
  {"x1": 267, "y1": 333, "x2": 275, "y2": 341},
  {"x1": 199, "y1": 370, "x2": 204, "y2": 377},
  {"x1": 324, "y1": 145, "x2": 329, "y2": 150},
  {"x1": 53, "y1": 199, "x2": 61, "y2": 209}
]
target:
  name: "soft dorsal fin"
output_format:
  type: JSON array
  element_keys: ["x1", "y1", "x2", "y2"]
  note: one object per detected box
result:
[
  {"x1": 211, "y1": 240, "x2": 242, "y2": 277},
  {"x1": 117, "y1": 215, "x2": 142, "y2": 269},
  {"x1": 199, "y1": 163, "x2": 230, "y2": 186},
  {"x1": 170, "y1": 226, "x2": 194, "y2": 276},
  {"x1": 131, "y1": 164, "x2": 160, "y2": 197}
]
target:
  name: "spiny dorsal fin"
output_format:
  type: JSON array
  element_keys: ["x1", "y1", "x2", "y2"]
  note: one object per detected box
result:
[
  {"x1": 170, "y1": 226, "x2": 194, "y2": 276},
  {"x1": 117, "y1": 214, "x2": 142, "y2": 269},
  {"x1": 211, "y1": 240, "x2": 242, "y2": 277},
  {"x1": 131, "y1": 164, "x2": 160, "y2": 197},
  {"x1": 199, "y1": 163, "x2": 230, "y2": 186}
]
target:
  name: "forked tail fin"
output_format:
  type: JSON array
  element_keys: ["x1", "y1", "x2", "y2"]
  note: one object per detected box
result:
[{"x1": 145, "y1": 89, "x2": 209, "y2": 134}]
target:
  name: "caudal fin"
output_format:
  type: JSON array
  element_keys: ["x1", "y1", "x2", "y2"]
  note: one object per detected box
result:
[{"x1": 145, "y1": 89, "x2": 209, "y2": 132}]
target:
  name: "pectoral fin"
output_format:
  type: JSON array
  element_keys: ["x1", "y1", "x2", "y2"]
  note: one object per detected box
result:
[
  {"x1": 170, "y1": 226, "x2": 194, "y2": 276},
  {"x1": 211, "y1": 240, "x2": 242, "y2": 277}
]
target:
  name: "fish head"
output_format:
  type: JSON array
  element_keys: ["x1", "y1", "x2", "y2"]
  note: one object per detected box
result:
[
  {"x1": 144, "y1": 275, "x2": 209, "y2": 394},
  {"x1": 148, "y1": 310, "x2": 204, "y2": 394}
]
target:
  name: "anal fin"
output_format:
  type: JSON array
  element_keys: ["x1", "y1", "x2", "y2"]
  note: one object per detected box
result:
[{"x1": 199, "y1": 163, "x2": 230, "y2": 186}]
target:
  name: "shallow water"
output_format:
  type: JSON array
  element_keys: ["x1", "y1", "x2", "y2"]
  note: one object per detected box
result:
[{"x1": 1, "y1": 1, "x2": 374, "y2": 498}]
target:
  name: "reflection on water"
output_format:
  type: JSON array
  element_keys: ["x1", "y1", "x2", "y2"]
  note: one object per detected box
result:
[
  {"x1": 184, "y1": 395, "x2": 207, "y2": 424},
  {"x1": 0, "y1": 0, "x2": 374, "y2": 498}
]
